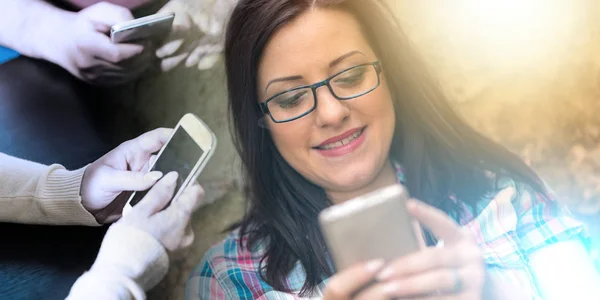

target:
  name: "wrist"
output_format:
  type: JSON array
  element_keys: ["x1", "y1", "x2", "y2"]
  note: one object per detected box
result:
[
  {"x1": 91, "y1": 223, "x2": 169, "y2": 291},
  {"x1": 80, "y1": 166, "x2": 93, "y2": 213},
  {"x1": 37, "y1": 164, "x2": 100, "y2": 226},
  {"x1": 25, "y1": 8, "x2": 76, "y2": 66}
]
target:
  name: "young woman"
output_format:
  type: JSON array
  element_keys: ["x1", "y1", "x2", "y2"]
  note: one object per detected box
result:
[{"x1": 187, "y1": 0, "x2": 600, "y2": 299}]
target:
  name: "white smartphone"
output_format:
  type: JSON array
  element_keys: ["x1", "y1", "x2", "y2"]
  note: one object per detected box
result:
[
  {"x1": 318, "y1": 184, "x2": 426, "y2": 272},
  {"x1": 122, "y1": 113, "x2": 217, "y2": 215},
  {"x1": 110, "y1": 12, "x2": 175, "y2": 44}
]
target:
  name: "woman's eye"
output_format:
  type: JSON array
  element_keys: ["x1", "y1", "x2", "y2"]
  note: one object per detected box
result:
[
  {"x1": 337, "y1": 75, "x2": 363, "y2": 84},
  {"x1": 277, "y1": 91, "x2": 308, "y2": 108},
  {"x1": 334, "y1": 68, "x2": 366, "y2": 86}
]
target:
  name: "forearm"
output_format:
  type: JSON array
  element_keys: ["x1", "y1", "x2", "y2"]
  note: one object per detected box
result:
[
  {"x1": 67, "y1": 224, "x2": 170, "y2": 300},
  {"x1": 0, "y1": 0, "x2": 74, "y2": 60},
  {"x1": 66, "y1": 275, "x2": 137, "y2": 300},
  {"x1": 0, "y1": 153, "x2": 99, "y2": 226}
]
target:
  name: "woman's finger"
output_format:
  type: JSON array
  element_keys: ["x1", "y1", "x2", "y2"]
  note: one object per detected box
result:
[
  {"x1": 155, "y1": 1, "x2": 197, "y2": 59},
  {"x1": 141, "y1": 155, "x2": 158, "y2": 173},
  {"x1": 376, "y1": 246, "x2": 472, "y2": 280},
  {"x1": 82, "y1": 33, "x2": 144, "y2": 64},
  {"x1": 134, "y1": 172, "x2": 178, "y2": 216},
  {"x1": 147, "y1": 184, "x2": 200, "y2": 252},
  {"x1": 155, "y1": 17, "x2": 195, "y2": 58},
  {"x1": 127, "y1": 127, "x2": 173, "y2": 157},
  {"x1": 161, "y1": 52, "x2": 189, "y2": 72},
  {"x1": 378, "y1": 266, "x2": 479, "y2": 298},
  {"x1": 104, "y1": 169, "x2": 164, "y2": 192},
  {"x1": 81, "y1": 1, "x2": 135, "y2": 29},
  {"x1": 197, "y1": 52, "x2": 222, "y2": 70},
  {"x1": 156, "y1": 38, "x2": 186, "y2": 58},
  {"x1": 123, "y1": 128, "x2": 169, "y2": 171},
  {"x1": 323, "y1": 260, "x2": 384, "y2": 299},
  {"x1": 407, "y1": 199, "x2": 466, "y2": 245},
  {"x1": 150, "y1": 182, "x2": 203, "y2": 232},
  {"x1": 160, "y1": 38, "x2": 201, "y2": 72},
  {"x1": 185, "y1": 34, "x2": 223, "y2": 68},
  {"x1": 352, "y1": 282, "x2": 389, "y2": 300},
  {"x1": 185, "y1": 44, "x2": 205, "y2": 68},
  {"x1": 171, "y1": 182, "x2": 205, "y2": 217}
]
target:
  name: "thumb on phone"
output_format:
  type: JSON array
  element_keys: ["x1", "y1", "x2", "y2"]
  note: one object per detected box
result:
[{"x1": 80, "y1": 2, "x2": 135, "y2": 33}]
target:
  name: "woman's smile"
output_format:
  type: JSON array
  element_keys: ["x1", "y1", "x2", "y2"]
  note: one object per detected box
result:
[{"x1": 313, "y1": 126, "x2": 367, "y2": 157}]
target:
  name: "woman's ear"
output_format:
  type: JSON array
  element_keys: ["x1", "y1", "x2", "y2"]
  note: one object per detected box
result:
[{"x1": 258, "y1": 116, "x2": 271, "y2": 130}]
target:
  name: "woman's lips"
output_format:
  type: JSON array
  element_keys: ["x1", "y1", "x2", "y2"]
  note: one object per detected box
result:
[{"x1": 314, "y1": 127, "x2": 366, "y2": 157}]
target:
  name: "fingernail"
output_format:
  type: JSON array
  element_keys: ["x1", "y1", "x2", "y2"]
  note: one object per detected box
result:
[
  {"x1": 377, "y1": 267, "x2": 395, "y2": 281},
  {"x1": 365, "y1": 259, "x2": 385, "y2": 273},
  {"x1": 164, "y1": 171, "x2": 179, "y2": 184},
  {"x1": 144, "y1": 171, "x2": 163, "y2": 181}
]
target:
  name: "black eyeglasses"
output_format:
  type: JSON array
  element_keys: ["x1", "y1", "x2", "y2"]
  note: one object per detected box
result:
[{"x1": 259, "y1": 61, "x2": 382, "y2": 124}]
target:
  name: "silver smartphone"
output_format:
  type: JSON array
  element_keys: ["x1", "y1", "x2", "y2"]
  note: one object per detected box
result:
[
  {"x1": 110, "y1": 12, "x2": 175, "y2": 43},
  {"x1": 319, "y1": 184, "x2": 426, "y2": 271},
  {"x1": 122, "y1": 113, "x2": 217, "y2": 215}
]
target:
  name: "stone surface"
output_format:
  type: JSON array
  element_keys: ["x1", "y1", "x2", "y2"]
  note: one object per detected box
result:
[{"x1": 113, "y1": 1, "x2": 600, "y2": 298}]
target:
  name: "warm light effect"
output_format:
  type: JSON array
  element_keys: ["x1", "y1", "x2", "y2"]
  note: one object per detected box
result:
[
  {"x1": 393, "y1": 0, "x2": 592, "y2": 88},
  {"x1": 445, "y1": 0, "x2": 585, "y2": 69},
  {"x1": 530, "y1": 241, "x2": 600, "y2": 299}
]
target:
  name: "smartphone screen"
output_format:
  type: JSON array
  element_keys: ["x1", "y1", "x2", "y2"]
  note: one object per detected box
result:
[{"x1": 129, "y1": 127, "x2": 205, "y2": 207}]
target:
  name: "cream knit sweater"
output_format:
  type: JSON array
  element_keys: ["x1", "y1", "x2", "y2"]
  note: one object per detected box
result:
[{"x1": 0, "y1": 153, "x2": 169, "y2": 300}]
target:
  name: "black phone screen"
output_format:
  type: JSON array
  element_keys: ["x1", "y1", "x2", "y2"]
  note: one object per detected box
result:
[{"x1": 129, "y1": 127, "x2": 205, "y2": 207}]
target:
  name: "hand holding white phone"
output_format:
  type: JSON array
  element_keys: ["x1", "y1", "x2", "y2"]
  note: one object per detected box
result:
[
  {"x1": 321, "y1": 190, "x2": 486, "y2": 300},
  {"x1": 38, "y1": 2, "x2": 150, "y2": 86},
  {"x1": 123, "y1": 113, "x2": 217, "y2": 215}
]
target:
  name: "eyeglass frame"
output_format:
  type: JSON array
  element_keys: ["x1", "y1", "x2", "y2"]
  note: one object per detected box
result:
[{"x1": 258, "y1": 61, "x2": 382, "y2": 124}]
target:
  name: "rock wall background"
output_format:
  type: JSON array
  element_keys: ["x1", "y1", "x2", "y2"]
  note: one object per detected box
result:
[{"x1": 112, "y1": 0, "x2": 600, "y2": 298}]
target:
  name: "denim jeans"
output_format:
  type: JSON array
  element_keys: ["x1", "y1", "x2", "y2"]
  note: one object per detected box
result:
[{"x1": 0, "y1": 56, "x2": 113, "y2": 300}]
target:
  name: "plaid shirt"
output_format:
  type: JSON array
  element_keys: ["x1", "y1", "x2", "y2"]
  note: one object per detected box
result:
[{"x1": 186, "y1": 167, "x2": 586, "y2": 299}]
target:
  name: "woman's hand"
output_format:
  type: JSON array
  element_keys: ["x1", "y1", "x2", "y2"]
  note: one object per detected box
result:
[
  {"x1": 155, "y1": 0, "x2": 224, "y2": 72},
  {"x1": 80, "y1": 128, "x2": 172, "y2": 223},
  {"x1": 323, "y1": 259, "x2": 386, "y2": 300},
  {"x1": 69, "y1": 172, "x2": 204, "y2": 297},
  {"x1": 324, "y1": 199, "x2": 486, "y2": 300},
  {"x1": 43, "y1": 2, "x2": 154, "y2": 86},
  {"x1": 117, "y1": 171, "x2": 204, "y2": 252}
]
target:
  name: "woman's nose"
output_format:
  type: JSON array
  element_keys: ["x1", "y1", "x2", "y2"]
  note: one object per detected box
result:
[{"x1": 314, "y1": 87, "x2": 350, "y2": 128}]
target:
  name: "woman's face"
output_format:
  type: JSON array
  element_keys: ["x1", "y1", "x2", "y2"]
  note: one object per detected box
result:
[{"x1": 257, "y1": 8, "x2": 396, "y2": 198}]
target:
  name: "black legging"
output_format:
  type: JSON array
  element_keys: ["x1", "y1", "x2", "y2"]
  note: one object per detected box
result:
[{"x1": 0, "y1": 56, "x2": 123, "y2": 300}]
